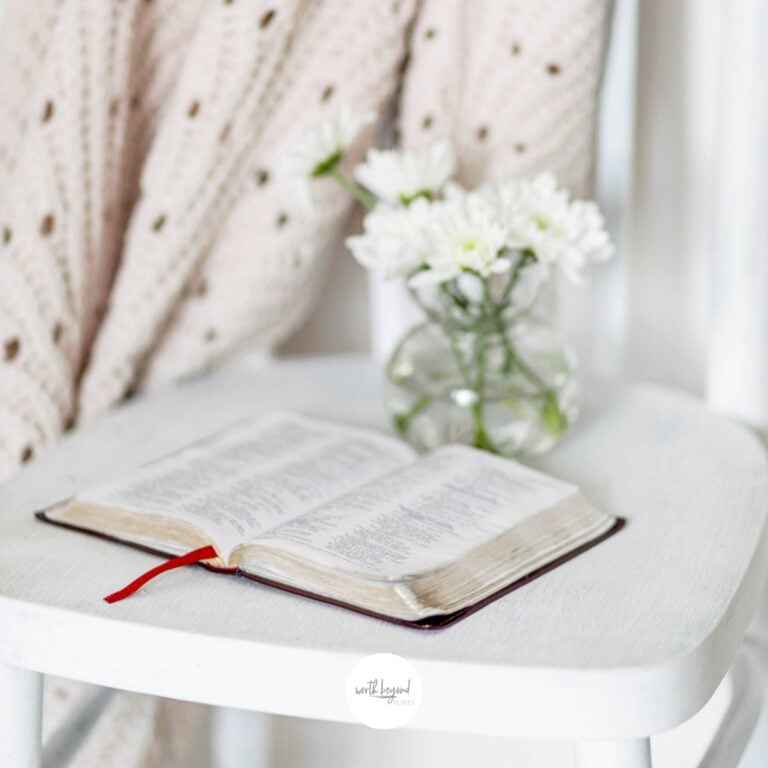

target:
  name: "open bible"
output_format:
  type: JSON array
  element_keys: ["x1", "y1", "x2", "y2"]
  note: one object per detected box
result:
[{"x1": 38, "y1": 411, "x2": 623, "y2": 629}]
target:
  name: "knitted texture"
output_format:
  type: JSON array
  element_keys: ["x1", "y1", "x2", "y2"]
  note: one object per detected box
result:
[
  {"x1": 42, "y1": 677, "x2": 157, "y2": 768},
  {"x1": 42, "y1": 675, "x2": 210, "y2": 768},
  {"x1": 399, "y1": 0, "x2": 610, "y2": 196}
]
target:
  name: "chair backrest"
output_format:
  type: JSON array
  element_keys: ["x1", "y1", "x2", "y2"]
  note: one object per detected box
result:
[{"x1": 706, "y1": 0, "x2": 768, "y2": 431}]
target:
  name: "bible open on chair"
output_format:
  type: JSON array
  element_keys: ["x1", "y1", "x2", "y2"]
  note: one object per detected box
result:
[{"x1": 37, "y1": 411, "x2": 623, "y2": 629}]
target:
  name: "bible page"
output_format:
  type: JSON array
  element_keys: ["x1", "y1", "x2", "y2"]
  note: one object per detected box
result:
[
  {"x1": 67, "y1": 411, "x2": 416, "y2": 560},
  {"x1": 244, "y1": 444, "x2": 580, "y2": 578}
]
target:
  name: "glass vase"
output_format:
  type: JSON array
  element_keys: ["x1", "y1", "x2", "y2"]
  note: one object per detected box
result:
[{"x1": 385, "y1": 295, "x2": 579, "y2": 457}]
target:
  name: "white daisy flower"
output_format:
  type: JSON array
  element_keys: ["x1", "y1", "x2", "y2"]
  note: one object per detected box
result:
[
  {"x1": 353, "y1": 139, "x2": 456, "y2": 205},
  {"x1": 510, "y1": 173, "x2": 614, "y2": 282},
  {"x1": 475, "y1": 179, "x2": 529, "y2": 250},
  {"x1": 409, "y1": 192, "x2": 511, "y2": 287},
  {"x1": 283, "y1": 106, "x2": 375, "y2": 179},
  {"x1": 346, "y1": 198, "x2": 431, "y2": 279},
  {"x1": 281, "y1": 106, "x2": 375, "y2": 211}
]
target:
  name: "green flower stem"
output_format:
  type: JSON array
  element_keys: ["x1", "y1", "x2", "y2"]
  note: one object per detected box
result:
[
  {"x1": 470, "y1": 327, "x2": 500, "y2": 453},
  {"x1": 498, "y1": 248, "x2": 537, "y2": 307},
  {"x1": 393, "y1": 393, "x2": 432, "y2": 435},
  {"x1": 490, "y1": 297, "x2": 515, "y2": 375},
  {"x1": 495, "y1": 257, "x2": 568, "y2": 435},
  {"x1": 429, "y1": 269, "x2": 568, "y2": 452},
  {"x1": 327, "y1": 167, "x2": 378, "y2": 209},
  {"x1": 500, "y1": 333, "x2": 514, "y2": 374},
  {"x1": 444, "y1": 281, "x2": 475, "y2": 313},
  {"x1": 393, "y1": 277, "x2": 466, "y2": 437},
  {"x1": 500, "y1": 331, "x2": 567, "y2": 436},
  {"x1": 503, "y1": 339, "x2": 548, "y2": 391},
  {"x1": 471, "y1": 400, "x2": 497, "y2": 452},
  {"x1": 435, "y1": 283, "x2": 503, "y2": 453},
  {"x1": 438, "y1": 287, "x2": 475, "y2": 382}
]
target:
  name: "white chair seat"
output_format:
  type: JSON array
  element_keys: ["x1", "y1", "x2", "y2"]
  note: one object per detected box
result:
[{"x1": 0, "y1": 356, "x2": 766, "y2": 767}]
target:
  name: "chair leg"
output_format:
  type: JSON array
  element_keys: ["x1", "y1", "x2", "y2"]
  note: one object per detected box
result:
[
  {"x1": 574, "y1": 738, "x2": 652, "y2": 767},
  {"x1": 212, "y1": 708, "x2": 271, "y2": 768},
  {"x1": 0, "y1": 661, "x2": 42, "y2": 768}
]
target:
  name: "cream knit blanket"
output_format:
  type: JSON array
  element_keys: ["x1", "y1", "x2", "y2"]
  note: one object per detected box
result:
[
  {"x1": 1, "y1": 1, "x2": 608, "y2": 764},
  {"x1": 0, "y1": 0, "x2": 609, "y2": 485}
]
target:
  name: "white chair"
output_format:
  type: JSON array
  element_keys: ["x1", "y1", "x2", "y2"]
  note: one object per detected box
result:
[
  {"x1": 2, "y1": 1, "x2": 768, "y2": 767},
  {"x1": 2, "y1": 356, "x2": 767, "y2": 768}
]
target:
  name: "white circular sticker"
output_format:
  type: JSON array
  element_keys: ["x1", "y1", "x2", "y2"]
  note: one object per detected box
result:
[{"x1": 345, "y1": 653, "x2": 422, "y2": 729}]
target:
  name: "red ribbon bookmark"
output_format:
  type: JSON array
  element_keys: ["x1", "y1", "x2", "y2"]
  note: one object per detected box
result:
[{"x1": 104, "y1": 545, "x2": 218, "y2": 604}]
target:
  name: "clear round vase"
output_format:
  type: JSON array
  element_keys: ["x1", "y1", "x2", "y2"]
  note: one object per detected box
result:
[{"x1": 385, "y1": 298, "x2": 579, "y2": 457}]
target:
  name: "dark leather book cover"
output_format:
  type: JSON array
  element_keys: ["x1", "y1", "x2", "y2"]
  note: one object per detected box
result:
[{"x1": 35, "y1": 511, "x2": 625, "y2": 630}]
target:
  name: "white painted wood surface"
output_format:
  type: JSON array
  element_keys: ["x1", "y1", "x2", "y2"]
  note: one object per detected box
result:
[
  {"x1": 212, "y1": 709, "x2": 271, "y2": 768},
  {"x1": 0, "y1": 356, "x2": 766, "y2": 757},
  {"x1": 574, "y1": 738, "x2": 651, "y2": 768},
  {"x1": 706, "y1": 0, "x2": 768, "y2": 430},
  {"x1": 698, "y1": 646, "x2": 763, "y2": 768},
  {"x1": 0, "y1": 662, "x2": 42, "y2": 768}
]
